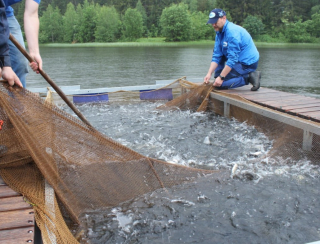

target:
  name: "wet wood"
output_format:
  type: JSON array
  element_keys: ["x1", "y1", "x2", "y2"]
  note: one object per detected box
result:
[
  {"x1": 0, "y1": 209, "x2": 34, "y2": 229},
  {"x1": 0, "y1": 176, "x2": 34, "y2": 243},
  {"x1": 0, "y1": 196, "x2": 31, "y2": 212},
  {"x1": 220, "y1": 86, "x2": 320, "y2": 123},
  {"x1": 0, "y1": 227, "x2": 34, "y2": 243},
  {"x1": 0, "y1": 185, "x2": 20, "y2": 198}
]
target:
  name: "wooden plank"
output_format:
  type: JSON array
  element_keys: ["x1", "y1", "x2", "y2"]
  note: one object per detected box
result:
[
  {"x1": 282, "y1": 102, "x2": 320, "y2": 110},
  {"x1": 0, "y1": 209, "x2": 34, "y2": 230},
  {"x1": 0, "y1": 196, "x2": 31, "y2": 212},
  {"x1": 0, "y1": 186, "x2": 20, "y2": 198},
  {"x1": 249, "y1": 95, "x2": 313, "y2": 103},
  {"x1": 240, "y1": 93, "x2": 295, "y2": 101},
  {"x1": 256, "y1": 98, "x2": 318, "y2": 107},
  {"x1": 223, "y1": 86, "x2": 283, "y2": 93},
  {"x1": 0, "y1": 226, "x2": 34, "y2": 243},
  {"x1": 244, "y1": 94, "x2": 297, "y2": 103},
  {"x1": 290, "y1": 106, "x2": 320, "y2": 113},
  {"x1": 210, "y1": 91, "x2": 320, "y2": 134},
  {"x1": 298, "y1": 111, "x2": 320, "y2": 118}
]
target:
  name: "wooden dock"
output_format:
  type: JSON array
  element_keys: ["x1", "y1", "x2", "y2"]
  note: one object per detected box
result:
[
  {"x1": 0, "y1": 176, "x2": 35, "y2": 244},
  {"x1": 219, "y1": 86, "x2": 320, "y2": 122},
  {"x1": 209, "y1": 85, "x2": 320, "y2": 151}
]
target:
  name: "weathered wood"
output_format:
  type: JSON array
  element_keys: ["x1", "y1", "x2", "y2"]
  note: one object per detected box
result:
[
  {"x1": 0, "y1": 186, "x2": 20, "y2": 198},
  {"x1": 221, "y1": 86, "x2": 320, "y2": 123},
  {"x1": 0, "y1": 176, "x2": 35, "y2": 243},
  {"x1": 0, "y1": 209, "x2": 34, "y2": 230},
  {"x1": 0, "y1": 196, "x2": 31, "y2": 212},
  {"x1": 0, "y1": 227, "x2": 34, "y2": 243},
  {"x1": 290, "y1": 106, "x2": 320, "y2": 113},
  {"x1": 298, "y1": 111, "x2": 320, "y2": 119},
  {"x1": 243, "y1": 93, "x2": 295, "y2": 100},
  {"x1": 282, "y1": 102, "x2": 320, "y2": 110}
]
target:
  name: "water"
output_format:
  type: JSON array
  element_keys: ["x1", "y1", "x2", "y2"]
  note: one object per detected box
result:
[
  {"x1": 66, "y1": 101, "x2": 320, "y2": 244},
  {"x1": 27, "y1": 45, "x2": 320, "y2": 98},
  {"x1": 27, "y1": 46, "x2": 320, "y2": 243}
]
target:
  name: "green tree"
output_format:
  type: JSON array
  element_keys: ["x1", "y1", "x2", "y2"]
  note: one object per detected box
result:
[
  {"x1": 305, "y1": 12, "x2": 320, "y2": 38},
  {"x1": 285, "y1": 20, "x2": 313, "y2": 43},
  {"x1": 78, "y1": 0, "x2": 96, "y2": 43},
  {"x1": 39, "y1": 4, "x2": 63, "y2": 43},
  {"x1": 123, "y1": 8, "x2": 143, "y2": 41},
  {"x1": 243, "y1": 15, "x2": 265, "y2": 39},
  {"x1": 190, "y1": 11, "x2": 214, "y2": 40},
  {"x1": 311, "y1": 4, "x2": 320, "y2": 15},
  {"x1": 63, "y1": 3, "x2": 79, "y2": 43},
  {"x1": 95, "y1": 6, "x2": 120, "y2": 42},
  {"x1": 160, "y1": 3, "x2": 192, "y2": 41},
  {"x1": 136, "y1": 0, "x2": 148, "y2": 36}
]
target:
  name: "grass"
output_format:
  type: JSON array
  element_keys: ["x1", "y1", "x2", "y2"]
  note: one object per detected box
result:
[
  {"x1": 40, "y1": 38, "x2": 215, "y2": 47},
  {"x1": 39, "y1": 37, "x2": 320, "y2": 48}
]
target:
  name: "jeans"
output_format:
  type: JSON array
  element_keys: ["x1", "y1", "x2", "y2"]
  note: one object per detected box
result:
[
  {"x1": 7, "y1": 15, "x2": 28, "y2": 88},
  {"x1": 214, "y1": 56, "x2": 258, "y2": 89}
]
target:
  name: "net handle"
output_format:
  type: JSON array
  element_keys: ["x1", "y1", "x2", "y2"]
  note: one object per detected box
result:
[{"x1": 9, "y1": 33, "x2": 93, "y2": 129}]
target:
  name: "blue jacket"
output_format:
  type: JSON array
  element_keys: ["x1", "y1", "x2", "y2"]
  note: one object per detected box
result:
[
  {"x1": 4, "y1": 0, "x2": 40, "y2": 17},
  {"x1": 0, "y1": 0, "x2": 10, "y2": 67},
  {"x1": 212, "y1": 20, "x2": 259, "y2": 68}
]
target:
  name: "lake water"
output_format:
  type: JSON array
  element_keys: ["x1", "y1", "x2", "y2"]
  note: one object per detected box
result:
[
  {"x1": 27, "y1": 45, "x2": 320, "y2": 243},
  {"x1": 27, "y1": 45, "x2": 320, "y2": 98}
]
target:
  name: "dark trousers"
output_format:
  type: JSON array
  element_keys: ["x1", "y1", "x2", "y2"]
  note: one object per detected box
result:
[{"x1": 214, "y1": 56, "x2": 258, "y2": 89}]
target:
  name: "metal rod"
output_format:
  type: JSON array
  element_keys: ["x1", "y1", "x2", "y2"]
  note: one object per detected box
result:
[{"x1": 9, "y1": 33, "x2": 94, "y2": 129}]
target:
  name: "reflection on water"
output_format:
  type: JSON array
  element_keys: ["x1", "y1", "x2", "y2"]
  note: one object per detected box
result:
[
  {"x1": 60, "y1": 101, "x2": 320, "y2": 244},
  {"x1": 28, "y1": 46, "x2": 320, "y2": 98}
]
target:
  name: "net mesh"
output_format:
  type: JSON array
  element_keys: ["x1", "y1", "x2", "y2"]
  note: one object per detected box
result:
[
  {"x1": 1, "y1": 79, "x2": 319, "y2": 243},
  {"x1": 0, "y1": 82, "x2": 214, "y2": 244},
  {"x1": 158, "y1": 82, "x2": 320, "y2": 164}
]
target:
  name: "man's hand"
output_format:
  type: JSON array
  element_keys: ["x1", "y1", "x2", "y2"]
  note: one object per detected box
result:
[
  {"x1": 1, "y1": 67, "x2": 23, "y2": 87},
  {"x1": 204, "y1": 74, "x2": 212, "y2": 84},
  {"x1": 213, "y1": 76, "x2": 223, "y2": 87},
  {"x1": 29, "y1": 53, "x2": 42, "y2": 74}
]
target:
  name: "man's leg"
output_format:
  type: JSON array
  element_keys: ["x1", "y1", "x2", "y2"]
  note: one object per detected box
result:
[
  {"x1": 215, "y1": 61, "x2": 259, "y2": 89},
  {"x1": 7, "y1": 16, "x2": 28, "y2": 88}
]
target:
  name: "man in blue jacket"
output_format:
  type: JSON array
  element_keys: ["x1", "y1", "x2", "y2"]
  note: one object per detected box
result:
[
  {"x1": 0, "y1": 0, "x2": 22, "y2": 87},
  {"x1": 4, "y1": 0, "x2": 42, "y2": 88},
  {"x1": 204, "y1": 8, "x2": 261, "y2": 91}
]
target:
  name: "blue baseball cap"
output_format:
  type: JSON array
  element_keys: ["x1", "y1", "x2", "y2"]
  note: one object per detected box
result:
[{"x1": 207, "y1": 8, "x2": 226, "y2": 24}]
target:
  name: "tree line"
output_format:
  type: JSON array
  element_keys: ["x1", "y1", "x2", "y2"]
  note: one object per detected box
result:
[{"x1": 12, "y1": 0, "x2": 320, "y2": 43}]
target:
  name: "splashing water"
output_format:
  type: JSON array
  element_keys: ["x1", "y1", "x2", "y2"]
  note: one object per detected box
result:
[{"x1": 61, "y1": 101, "x2": 320, "y2": 244}]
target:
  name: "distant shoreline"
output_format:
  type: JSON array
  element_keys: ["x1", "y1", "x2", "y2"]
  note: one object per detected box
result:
[{"x1": 38, "y1": 38, "x2": 320, "y2": 48}]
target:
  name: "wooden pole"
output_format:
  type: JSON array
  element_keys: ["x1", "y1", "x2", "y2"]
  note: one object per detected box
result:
[{"x1": 9, "y1": 33, "x2": 94, "y2": 129}]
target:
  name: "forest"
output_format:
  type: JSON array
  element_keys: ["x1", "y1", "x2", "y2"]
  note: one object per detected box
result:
[{"x1": 12, "y1": 0, "x2": 320, "y2": 43}]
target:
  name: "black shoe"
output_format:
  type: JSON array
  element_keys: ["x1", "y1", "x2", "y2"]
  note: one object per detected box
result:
[{"x1": 248, "y1": 71, "x2": 261, "y2": 91}]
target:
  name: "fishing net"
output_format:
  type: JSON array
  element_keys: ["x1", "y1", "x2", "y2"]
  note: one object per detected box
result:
[
  {"x1": 1, "y1": 76, "x2": 320, "y2": 244},
  {"x1": 0, "y1": 81, "x2": 215, "y2": 244},
  {"x1": 158, "y1": 82, "x2": 320, "y2": 164}
]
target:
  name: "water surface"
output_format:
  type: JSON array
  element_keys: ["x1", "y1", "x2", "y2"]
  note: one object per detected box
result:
[
  {"x1": 62, "y1": 101, "x2": 320, "y2": 244},
  {"x1": 34, "y1": 46, "x2": 320, "y2": 243},
  {"x1": 27, "y1": 45, "x2": 320, "y2": 98}
]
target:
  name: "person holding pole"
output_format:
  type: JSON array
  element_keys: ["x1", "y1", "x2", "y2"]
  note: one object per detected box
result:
[
  {"x1": 3, "y1": 0, "x2": 42, "y2": 88},
  {"x1": 0, "y1": 0, "x2": 22, "y2": 87}
]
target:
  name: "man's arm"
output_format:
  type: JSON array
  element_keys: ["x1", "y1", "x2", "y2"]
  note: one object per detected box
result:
[
  {"x1": 0, "y1": 0, "x2": 22, "y2": 87},
  {"x1": 24, "y1": 0, "x2": 42, "y2": 72}
]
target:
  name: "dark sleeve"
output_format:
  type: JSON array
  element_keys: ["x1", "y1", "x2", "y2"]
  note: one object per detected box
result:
[{"x1": 0, "y1": 0, "x2": 11, "y2": 68}]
